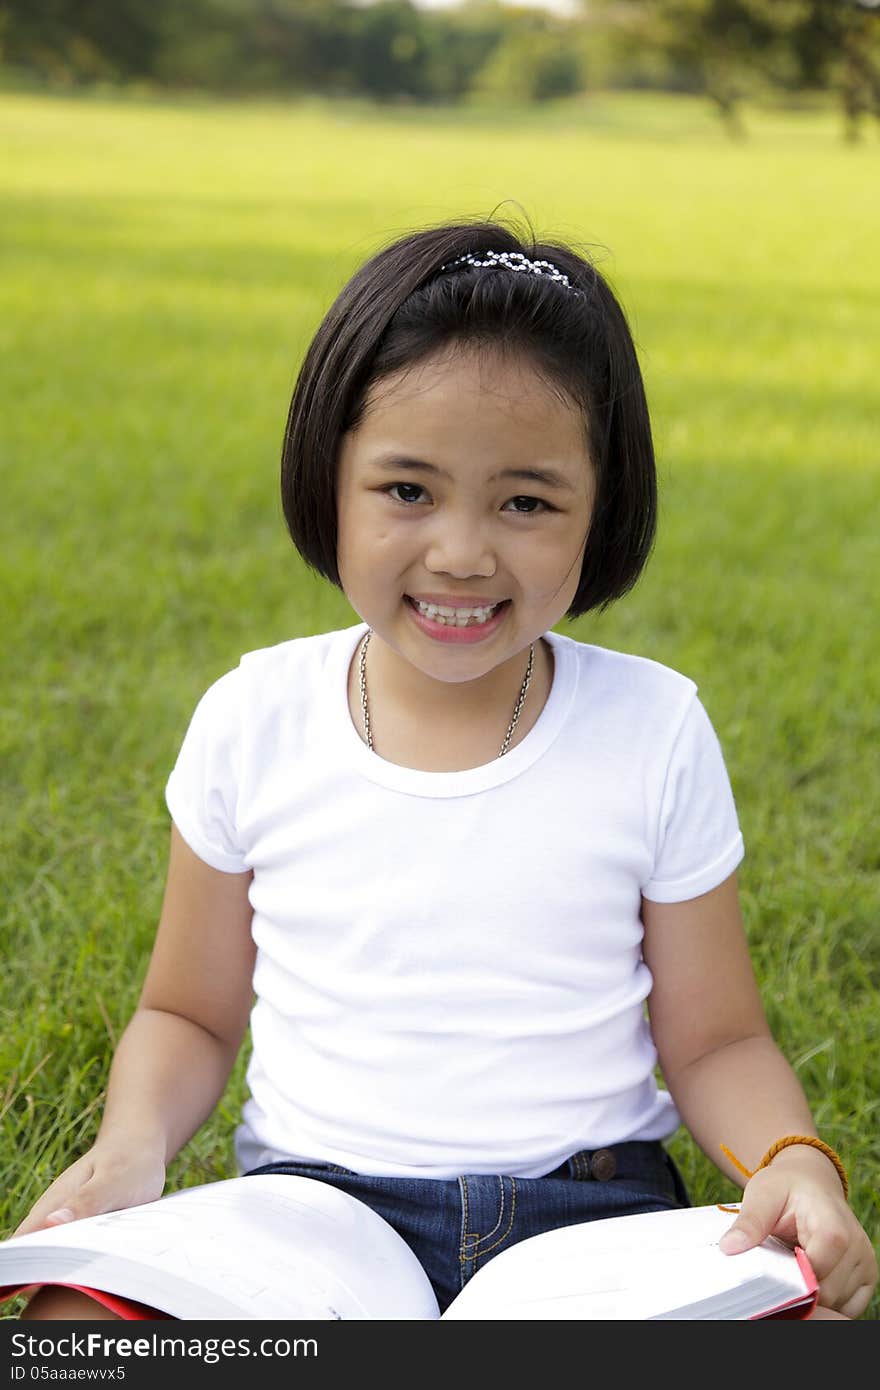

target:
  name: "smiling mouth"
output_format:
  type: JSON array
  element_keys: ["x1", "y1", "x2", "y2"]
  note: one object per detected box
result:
[{"x1": 405, "y1": 597, "x2": 510, "y2": 627}]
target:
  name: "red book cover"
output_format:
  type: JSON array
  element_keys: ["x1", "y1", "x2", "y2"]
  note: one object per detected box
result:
[
  {"x1": 752, "y1": 1247, "x2": 819, "y2": 1320},
  {"x1": 0, "y1": 1281, "x2": 172, "y2": 1319}
]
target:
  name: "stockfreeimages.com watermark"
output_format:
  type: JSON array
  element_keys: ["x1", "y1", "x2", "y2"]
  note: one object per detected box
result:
[{"x1": 10, "y1": 1330, "x2": 315, "y2": 1369}]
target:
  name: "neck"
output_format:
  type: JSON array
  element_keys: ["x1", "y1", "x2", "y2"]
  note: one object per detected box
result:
[
  {"x1": 364, "y1": 631, "x2": 536, "y2": 725},
  {"x1": 348, "y1": 631, "x2": 554, "y2": 772}
]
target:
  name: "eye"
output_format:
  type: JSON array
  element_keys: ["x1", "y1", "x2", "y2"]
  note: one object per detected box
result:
[
  {"x1": 503, "y1": 495, "x2": 550, "y2": 514},
  {"x1": 385, "y1": 482, "x2": 429, "y2": 505}
]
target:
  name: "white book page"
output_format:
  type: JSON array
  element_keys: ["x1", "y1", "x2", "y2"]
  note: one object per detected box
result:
[
  {"x1": 0, "y1": 1176, "x2": 440, "y2": 1321},
  {"x1": 442, "y1": 1204, "x2": 808, "y2": 1320}
]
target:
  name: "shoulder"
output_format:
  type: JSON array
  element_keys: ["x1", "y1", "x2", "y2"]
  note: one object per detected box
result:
[
  {"x1": 549, "y1": 630, "x2": 698, "y2": 733},
  {"x1": 186, "y1": 625, "x2": 356, "y2": 728},
  {"x1": 237, "y1": 626, "x2": 347, "y2": 687}
]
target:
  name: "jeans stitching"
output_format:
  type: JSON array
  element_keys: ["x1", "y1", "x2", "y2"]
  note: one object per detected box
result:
[
  {"x1": 458, "y1": 1176, "x2": 477, "y2": 1269},
  {"x1": 473, "y1": 1177, "x2": 517, "y2": 1259},
  {"x1": 474, "y1": 1177, "x2": 506, "y2": 1246}
]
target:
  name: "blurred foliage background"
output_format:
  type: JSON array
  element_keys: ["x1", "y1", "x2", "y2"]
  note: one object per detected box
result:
[
  {"x1": 1, "y1": 0, "x2": 878, "y2": 1321},
  {"x1": 2, "y1": 1, "x2": 880, "y2": 139}
]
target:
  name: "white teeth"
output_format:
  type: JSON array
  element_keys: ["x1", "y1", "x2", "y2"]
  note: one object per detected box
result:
[{"x1": 413, "y1": 599, "x2": 502, "y2": 626}]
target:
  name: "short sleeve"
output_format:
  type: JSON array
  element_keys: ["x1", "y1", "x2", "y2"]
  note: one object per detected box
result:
[
  {"x1": 164, "y1": 667, "x2": 249, "y2": 874},
  {"x1": 641, "y1": 693, "x2": 744, "y2": 903}
]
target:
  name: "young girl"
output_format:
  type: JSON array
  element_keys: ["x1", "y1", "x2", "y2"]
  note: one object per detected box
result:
[{"x1": 13, "y1": 219, "x2": 877, "y2": 1321}]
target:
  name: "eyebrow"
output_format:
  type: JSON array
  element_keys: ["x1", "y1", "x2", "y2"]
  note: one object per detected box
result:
[{"x1": 370, "y1": 454, "x2": 577, "y2": 493}]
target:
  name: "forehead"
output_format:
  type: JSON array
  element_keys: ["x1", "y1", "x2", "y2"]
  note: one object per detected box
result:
[{"x1": 359, "y1": 347, "x2": 587, "y2": 447}]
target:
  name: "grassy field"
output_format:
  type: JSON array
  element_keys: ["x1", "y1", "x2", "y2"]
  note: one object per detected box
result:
[{"x1": 1, "y1": 89, "x2": 878, "y2": 1318}]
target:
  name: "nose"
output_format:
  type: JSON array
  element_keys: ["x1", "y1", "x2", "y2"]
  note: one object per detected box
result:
[{"x1": 423, "y1": 510, "x2": 496, "y2": 579}]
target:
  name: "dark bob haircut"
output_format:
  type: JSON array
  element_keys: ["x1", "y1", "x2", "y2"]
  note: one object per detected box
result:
[{"x1": 281, "y1": 215, "x2": 656, "y2": 618}]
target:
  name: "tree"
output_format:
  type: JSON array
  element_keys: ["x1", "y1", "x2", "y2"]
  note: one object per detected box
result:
[
  {"x1": 788, "y1": 0, "x2": 880, "y2": 140},
  {"x1": 586, "y1": 1, "x2": 812, "y2": 136},
  {"x1": 419, "y1": 3, "x2": 510, "y2": 101},
  {"x1": 0, "y1": 0, "x2": 173, "y2": 84},
  {"x1": 471, "y1": 5, "x2": 585, "y2": 103},
  {"x1": 584, "y1": 0, "x2": 880, "y2": 138}
]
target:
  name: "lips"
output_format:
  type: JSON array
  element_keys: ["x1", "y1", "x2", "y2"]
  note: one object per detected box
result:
[
  {"x1": 404, "y1": 595, "x2": 511, "y2": 645},
  {"x1": 408, "y1": 596, "x2": 505, "y2": 624},
  {"x1": 406, "y1": 594, "x2": 508, "y2": 608}
]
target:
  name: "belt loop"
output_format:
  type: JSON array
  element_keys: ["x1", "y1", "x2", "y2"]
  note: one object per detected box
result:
[{"x1": 568, "y1": 1149, "x2": 589, "y2": 1180}]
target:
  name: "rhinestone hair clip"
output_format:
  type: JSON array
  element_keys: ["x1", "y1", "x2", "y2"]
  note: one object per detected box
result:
[{"x1": 439, "y1": 249, "x2": 579, "y2": 292}]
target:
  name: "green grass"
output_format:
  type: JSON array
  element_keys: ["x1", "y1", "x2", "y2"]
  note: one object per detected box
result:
[{"x1": 1, "y1": 89, "x2": 878, "y2": 1318}]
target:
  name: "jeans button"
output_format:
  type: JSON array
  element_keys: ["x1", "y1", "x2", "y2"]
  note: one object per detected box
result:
[{"x1": 590, "y1": 1148, "x2": 617, "y2": 1181}]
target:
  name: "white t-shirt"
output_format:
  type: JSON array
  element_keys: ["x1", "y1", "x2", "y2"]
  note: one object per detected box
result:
[{"x1": 165, "y1": 622, "x2": 744, "y2": 1180}]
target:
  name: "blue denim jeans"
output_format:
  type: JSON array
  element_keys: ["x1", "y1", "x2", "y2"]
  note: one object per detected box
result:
[{"x1": 247, "y1": 1141, "x2": 690, "y2": 1314}]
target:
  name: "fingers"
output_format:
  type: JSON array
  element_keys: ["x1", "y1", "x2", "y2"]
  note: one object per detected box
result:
[
  {"x1": 798, "y1": 1224, "x2": 849, "y2": 1290},
  {"x1": 13, "y1": 1156, "x2": 104, "y2": 1236},
  {"x1": 722, "y1": 1169, "x2": 879, "y2": 1318},
  {"x1": 838, "y1": 1282, "x2": 875, "y2": 1321},
  {"x1": 14, "y1": 1189, "x2": 71, "y2": 1237},
  {"x1": 14, "y1": 1194, "x2": 82, "y2": 1237},
  {"x1": 14, "y1": 1151, "x2": 168, "y2": 1239},
  {"x1": 807, "y1": 1228, "x2": 879, "y2": 1319},
  {"x1": 814, "y1": 1265, "x2": 875, "y2": 1319},
  {"x1": 22, "y1": 1184, "x2": 113, "y2": 1233},
  {"x1": 43, "y1": 1207, "x2": 76, "y2": 1227},
  {"x1": 718, "y1": 1180, "x2": 788, "y2": 1255}
]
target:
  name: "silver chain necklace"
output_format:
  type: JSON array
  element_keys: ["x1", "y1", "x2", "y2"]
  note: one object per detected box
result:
[{"x1": 357, "y1": 629, "x2": 534, "y2": 759}]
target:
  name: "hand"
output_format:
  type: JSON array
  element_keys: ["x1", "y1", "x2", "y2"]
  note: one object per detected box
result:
[
  {"x1": 718, "y1": 1151, "x2": 878, "y2": 1319},
  {"x1": 14, "y1": 1142, "x2": 166, "y2": 1237}
]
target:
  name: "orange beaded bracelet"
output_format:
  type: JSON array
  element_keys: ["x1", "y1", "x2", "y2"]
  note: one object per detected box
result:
[{"x1": 720, "y1": 1135, "x2": 849, "y2": 1200}]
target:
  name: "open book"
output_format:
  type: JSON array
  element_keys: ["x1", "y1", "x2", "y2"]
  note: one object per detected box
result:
[
  {"x1": 0, "y1": 1176, "x2": 817, "y2": 1321},
  {"x1": 441, "y1": 1202, "x2": 818, "y2": 1320}
]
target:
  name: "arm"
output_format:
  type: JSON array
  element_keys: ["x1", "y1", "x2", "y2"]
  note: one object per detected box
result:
[
  {"x1": 15, "y1": 825, "x2": 256, "y2": 1234},
  {"x1": 642, "y1": 871, "x2": 877, "y2": 1318}
]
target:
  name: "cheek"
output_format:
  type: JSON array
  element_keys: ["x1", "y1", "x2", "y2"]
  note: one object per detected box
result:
[
  {"x1": 522, "y1": 529, "x2": 588, "y2": 602},
  {"x1": 533, "y1": 527, "x2": 584, "y2": 572},
  {"x1": 338, "y1": 515, "x2": 398, "y2": 580},
  {"x1": 364, "y1": 526, "x2": 399, "y2": 564}
]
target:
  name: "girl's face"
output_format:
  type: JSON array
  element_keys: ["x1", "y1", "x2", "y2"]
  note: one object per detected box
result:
[{"x1": 336, "y1": 347, "x2": 594, "y2": 689}]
